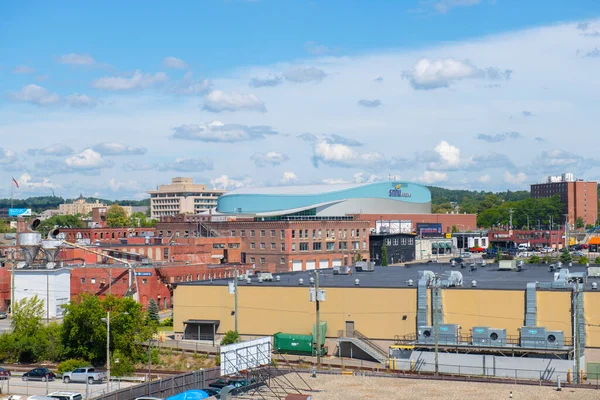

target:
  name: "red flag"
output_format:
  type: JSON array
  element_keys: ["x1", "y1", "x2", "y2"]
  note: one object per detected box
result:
[{"x1": 11, "y1": 177, "x2": 19, "y2": 188}]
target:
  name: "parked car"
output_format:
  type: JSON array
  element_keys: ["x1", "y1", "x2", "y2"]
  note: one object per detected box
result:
[
  {"x1": 0, "y1": 311, "x2": 7, "y2": 319},
  {"x1": 449, "y1": 257, "x2": 464, "y2": 264},
  {"x1": 0, "y1": 367, "x2": 11, "y2": 380},
  {"x1": 62, "y1": 367, "x2": 106, "y2": 384},
  {"x1": 48, "y1": 392, "x2": 83, "y2": 400},
  {"x1": 572, "y1": 250, "x2": 584, "y2": 257},
  {"x1": 540, "y1": 247, "x2": 554, "y2": 253},
  {"x1": 23, "y1": 367, "x2": 56, "y2": 382},
  {"x1": 460, "y1": 252, "x2": 471, "y2": 258}
]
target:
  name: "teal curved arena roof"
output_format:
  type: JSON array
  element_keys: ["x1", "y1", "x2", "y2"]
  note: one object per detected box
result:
[{"x1": 217, "y1": 181, "x2": 431, "y2": 214}]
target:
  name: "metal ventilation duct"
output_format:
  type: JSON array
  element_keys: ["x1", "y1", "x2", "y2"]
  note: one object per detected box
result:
[
  {"x1": 18, "y1": 232, "x2": 42, "y2": 266},
  {"x1": 525, "y1": 282, "x2": 537, "y2": 327},
  {"x1": 417, "y1": 279, "x2": 428, "y2": 328},
  {"x1": 41, "y1": 239, "x2": 62, "y2": 262}
]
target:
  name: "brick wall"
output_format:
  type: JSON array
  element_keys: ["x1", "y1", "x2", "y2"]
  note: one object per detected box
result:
[{"x1": 352, "y1": 213, "x2": 478, "y2": 232}]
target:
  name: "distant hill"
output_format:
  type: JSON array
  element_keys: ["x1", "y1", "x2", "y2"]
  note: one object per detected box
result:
[
  {"x1": 428, "y1": 186, "x2": 530, "y2": 205},
  {"x1": 0, "y1": 196, "x2": 150, "y2": 213}
]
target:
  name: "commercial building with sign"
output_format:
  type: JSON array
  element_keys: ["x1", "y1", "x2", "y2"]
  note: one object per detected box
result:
[{"x1": 216, "y1": 181, "x2": 431, "y2": 218}]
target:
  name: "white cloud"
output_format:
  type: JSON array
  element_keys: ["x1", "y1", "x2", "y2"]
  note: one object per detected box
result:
[
  {"x1": 403, "y1": 58, "x2": 511, "y2": 90},
  {"x1": 10, "y1": 84, "x2": 61, "y2": 106},
  {"x1": 322, "y1": 178, "x2": 349, "y2": 184},
  {"x1": 284, "y1": 66, "x2": 327, "y2": 83},
  {"x1": 429, "y1": 141, "x2": 462, "y2": 169},
  {"x1": 0, "y1": 148, "x2": 18, "y2": 165},
  {"x1": 304, "y1": 41, "x2": 330, "y2": 56},
  {"x1": 65, "y1": 149, "x2": 110, "y2": 170},
  {"x1": 352, "y1": 172, "x2": 380, "y2": 183},
  {"x1": 122, "y1": 162, "x2": 156, "y2": 171},
  {"x1": 66, "y1": 93, "x2": 97, "y2": 108},
  {"x1": 171, "y1": 122, "x2": 278, "y2": 142},
  {"x1": 202, "y1": 91, "x2": 266, "y2": 113},
  {"x1": 504, "y1": 171, "x2": 528, "y2": 185},
  {"x1": 418, "y1": 171, "x2": 449, "y2": 184},
  {"x1": 251, "y1": 151, "x2": 289, "y2": 167},
  {"x1": 170, "y1": 72, "x2": 211, "y2": 95},
  {"x1": 17, "y1": 173, "x2": 58, "y2": 189},
  {"x1": 107, "y1": 178, "x2": 142, "y2": 192},
  {"x1": 13, "y1": 65, "x2": 35, "y2": 74},
  {"x1": 435, "y1": 0, "x2": 481, "y2": 14},
  {"x1": 249, "y1": 75, "x2": 283, "y2": 88},
  {"x1": 478, "y1": 174, "x2": 491, "y2": 183},
  {"x1": 163, "y1": 56, "x2": 188, "y2": 69},
  {"x1": 92, "y1": 142, "x2": 147, "y2": 156},
  {"x1": 58, "y1": 53, "x2": 96, "y2": 66},
  {"x1": 28, "y1": 144, "x2": 74, "y2": 157},
  {"x1": 92, "y1": 70, "x2": 168, "y2": 91},
  {"x1": 312, "y1": 141, "x2": 385, "y2": 168},
  {"x1": 281, "y1": 171, "x2": 298, "y2": 183},
  {"x1": 210, "y1": 175, "x2": 252, "y2": 190}
]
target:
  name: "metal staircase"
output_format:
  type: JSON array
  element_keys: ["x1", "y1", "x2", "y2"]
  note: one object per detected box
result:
[{"x1": 338, "y1": 330, "x2": 388, "y2": 364}]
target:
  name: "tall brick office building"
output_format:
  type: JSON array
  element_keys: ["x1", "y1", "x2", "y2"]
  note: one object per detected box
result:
[{"x1": 530, "y1": 173, "x2": 598, "y2": 227}]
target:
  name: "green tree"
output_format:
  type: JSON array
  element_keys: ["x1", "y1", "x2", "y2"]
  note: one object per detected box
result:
[
  {"x1": 559, "y1": 248, "x2": 572, "y2": 264},
  {"x1": 595, "y1": 257, "x2": 600, "y2": 264},
  {"x1": 451, "y1": 225, "x2": 458, "y2": 233},
  {"x1": 38, "y1": 214, "x2": 84, "y2": 236},
  {"x1": 147, "y1": 299, "x2": 160, "y2": 325},
  {"x1": 575, "y1": 217, "x2": 585, "y2": 229},
  {"x1": 529, "y1": 255, "x2": 540, "y2": 264},
  {"x1": 381, "y1": 242, "x2": 388, "y2": 266},
  {"x1": 12, "y1": 295, "x2": 44, "y2": 337},
  {"x1": 221, "y1": 330, "x2": 240, "y2": 346},
  {"x1": 110, "y1": 349, "x2": 135, "y2": 377},
  {"x1": 354, "y1": 252, "x2": 362, "y2": 262},
  {"x1": 106, "y1": 205, "x2": 129, "y2": 228},
  {"x1": 579, "y1": 256, "x2": 589, "y2": 265}
]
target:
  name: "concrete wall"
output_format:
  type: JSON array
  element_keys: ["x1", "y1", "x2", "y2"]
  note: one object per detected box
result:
[
  {"x1": 394, "y1": 351, "x2": 583, "y2": 381},
  {"x1": 14, "y1": 268, "x2": 70, "y2": 319}
]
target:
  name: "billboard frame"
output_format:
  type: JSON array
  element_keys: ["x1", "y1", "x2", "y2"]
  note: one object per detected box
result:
[{"x1": 220, "y1": 336, "x2": 272, "y2": 376}]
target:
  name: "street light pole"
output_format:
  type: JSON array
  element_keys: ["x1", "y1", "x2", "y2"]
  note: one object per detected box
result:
[
  {"x1": 315, "y1": 270, "x2": 321, "y2": 368},
  {"x1": 106, "y1": 310, "x2": 111, "y2": 393}
]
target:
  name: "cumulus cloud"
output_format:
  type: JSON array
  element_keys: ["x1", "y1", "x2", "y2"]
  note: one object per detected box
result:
[
  {"x1": 163, "y1": 56, "x2": 188, "y2": 69},
  {"x1": 284, "y1": 66, "x2": 327, "y2": 83},
  {"x1": 251, "y1": 151, "x2": 289, "y2": 167},
  {"x1": 471, "y1": 153, "x2": 515, "y2": 170},
  {"x1": 353, "y1": 172, "x2": 380, "y2": 183},
  {"x1": 16, "y1": 173, "x2": 58, "y2": 189},
  {"x1": 10, "y1": 84, "x2": 61, "y2": 106},
  {"x1": 92, "y1": 142, "x2": 147, "y2": 156},
  {"x1": 122, "y1": 162, "x2": 156, "y2": 171},
  {"x1": 434, "y1": 0, "x2": 481, "y2": 14},
  {"x1": 418, "y1": 171, "x2": 449, "y2": 184},
  {"x1": 65, "y1": 149, "x2": 111, "y2": 170},
  {"x1": 28, "y1": 144, "x2": 74, "y2": 157},
  {"x1": 281, "y1": 171, "x2": 298, "y2": 184},
  {"x1": 304, "y1": 41, "x2": 330, "y2": 55},
  {"x1": 58, "y1": 53, "x2": 96, "y2": 66},
  {"x1": 357, "y1": 99, "x2": 382, "y2": 108},
  {"x1": 249, "y1": 75, "x2": 283, "y2": 88},
  {"x1": 478, "y1": 174, "x2": 491, "y2": 183},
  {"x1": 158, "y1": 158, "x2": 214, "y2": 172},
  {"x1": 0, "y1": 148, "x2": 18, "y2": 165},
  {"x1": 65, "y1": 93, "x2": 97, "y2": 108},
  {"x1": 504, "y1": 171, "x2": 528, "y2": 185},
  {"x1": 584, "y1": 48, "x2": 600, "y2": 58},
  {"x1": 311, "y1": 141, "x2": 385, "y2": 169},
  {"x1": 298, "y1": 133, "x2": 362, "y2": 147},
  {"x1": 171, "y1": 121, "x2": 278, "y2": 143},
  {"x1": 210, "y1": 175, "x2": 252, "y2": 190},
  {"x1": 577, "y1": 21, "x2": 600, "y2": 37},
  {"x1": 169, "y1": 71, "x2": 211, "y2": 95},
  {"x1": 403, "y1": 58, "x2": 512, "y2": 90},
  {"x1": 202, "y1": 90, "x2": 266, "y2": 113},
  {"x1": 534, "y1": 137, "x2": 546, "y2": 142},
  {"x1": 14, "y1": 65, "x2": 35, "y2": 74},
  {"x1": 476, "y1": 131, "x2": 521, "y2": 142},
  {"x1": 106, "y1": 178, "x2": 143, "y2": 192},
  {"x1": 92, "y1": 70, "x2": 168, "y2": 91},
  {"x1": 427, "y1": 140, "x2": 462, "y2": 169}
]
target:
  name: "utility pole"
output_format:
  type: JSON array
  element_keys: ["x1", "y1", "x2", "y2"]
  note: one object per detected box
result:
[
  {"x1": 234, "y1": 267, "x2": 238, "y2": 333},
  {"x1": 315, "y1": 270, "x2": 321, "y2": 368},
  {"x1": 106, "y1": 310, "x2": 111, "y2": 393},
  {"x1": 10, "y1": 249, "x2": 15, "y2": 314},
  {"x1": 573, "y1": 283, "x2": 580, "y2": 383},
  {"x1": 508, "y1": 208, "x2": 514, "y2": 230},
  {"x1": 564, "y1": 214, "x2": 570, "y2": 250},
  {"x1": 433, "y1": 276, "x2": 439, "y2": 376}
]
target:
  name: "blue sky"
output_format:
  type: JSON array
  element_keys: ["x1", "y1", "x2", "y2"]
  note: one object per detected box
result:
[{"x1": 1, "y1": 0, "x2": 600, "y2": 199}]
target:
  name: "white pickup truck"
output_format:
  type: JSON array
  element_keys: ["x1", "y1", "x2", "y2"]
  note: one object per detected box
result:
[{"x1": 62, "y1": 368, "x2": 106, "y2": 384}]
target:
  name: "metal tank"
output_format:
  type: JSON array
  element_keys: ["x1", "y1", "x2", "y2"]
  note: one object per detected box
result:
[{"x1": 18, "y1": 232, "x2": 42, "y2": 265}]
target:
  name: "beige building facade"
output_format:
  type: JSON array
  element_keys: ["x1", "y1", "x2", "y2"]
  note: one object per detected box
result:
[
  {"x1": 58, "y1": 195, "x2": 107, "y2": 215},
  {"x1": 147, "y1": 177, "x2": 225, "y2": 219}
]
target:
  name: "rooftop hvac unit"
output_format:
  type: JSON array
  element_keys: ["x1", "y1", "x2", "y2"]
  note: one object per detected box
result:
[
  {"x1": 472, "y1": 327, "x2": 507, "y2": 346},
  {"x1": 333, "y1": 265, "x2": 351, "y2": 275},
  {"x1": 354, "y1": 261, "x2": 375, "y2": 272},
  {"x1": 520, "y1": 326, "x2": 548, "y2": 349},
  {"x1": 417, "y1": 324, "x2": 460, "y2": 345},
  {"x1": 499, "y1": 260, "x2": 517, "y2": 270},
  {"x1": 418, "y1": 326, "x2": 434, "y2": 344},
  {"x1": 545, "y1": 330, "x2": 565, "y2": 348},
  {"x1": 588, "y1": 267, "x2": 600, "y2": 278}
]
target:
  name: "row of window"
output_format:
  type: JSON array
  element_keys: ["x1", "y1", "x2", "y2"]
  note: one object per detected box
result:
[
  {"x1": 384, "y1": 238, "x2": 415, "y2": 246},
  {"x1": 233, "y1": 229, "x2": 285, "y2": 238},
  {"x1": 291, "y1": 228, "x2": 366, "y2": 240},
  {"x1": 212, "y1": 243, "x2": 240, "y2": 249},
  {"x1": 250, "y1": 242, "x2": 284, "y2": 250}
]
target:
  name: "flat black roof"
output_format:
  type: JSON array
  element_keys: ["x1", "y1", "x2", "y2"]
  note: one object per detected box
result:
[{"x1": 177, "y1": 263, "x2": 596, "y2": 291}]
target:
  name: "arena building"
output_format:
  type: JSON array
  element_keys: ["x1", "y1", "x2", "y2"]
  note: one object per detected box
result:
[{"x1": 216, "y1": 181, "x2": 432, "y2": 218}]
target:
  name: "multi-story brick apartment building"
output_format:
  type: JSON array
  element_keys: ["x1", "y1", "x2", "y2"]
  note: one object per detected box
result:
[{"x1": 530, "y1": 173, "x2": 598, "y2": 227}]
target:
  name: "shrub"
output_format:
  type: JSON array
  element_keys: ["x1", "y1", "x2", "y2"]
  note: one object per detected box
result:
[
  {"x1": 161, "y1": 317, "x2": 173, "y2": 327},
  {"x1": 542, "y1": 255, "x2": 552, "y2": 264},
  {"x1": 529, "y1": 255, "x2": 540, "y2": 264},
  {"x1": 58, "y1": 359, "x2": 89, "y2": 375},
  {"x1": 110, "y1": 350, "x2": 135, "y2": 377},
  {"x1": 220, "y1": 330, "x2": 240, "y2": 346},
  {"x1": 579, "y1": 256, "x2": 590, "y2": 265},
  {"x1": 595, "y1": 257, "x2": 600, "y2": 265}
]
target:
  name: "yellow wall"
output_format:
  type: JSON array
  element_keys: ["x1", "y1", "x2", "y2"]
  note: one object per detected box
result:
[
  {"x1": 174, "y1": 285, "x2": 417, "y2": 339},
  {"x1": 442, "y1": 290, "x2": 524, "y2": 337},
  {"x1": 537, "y1": 291, "x2": 571, "y2": 334},
  {"x1": 585, "y1": 292, "x2": 600, "y2": 347}
]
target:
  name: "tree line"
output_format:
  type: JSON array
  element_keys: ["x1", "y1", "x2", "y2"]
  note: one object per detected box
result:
[{"x1": 0, "y1": 196, "x2": 149, "y2": 213}]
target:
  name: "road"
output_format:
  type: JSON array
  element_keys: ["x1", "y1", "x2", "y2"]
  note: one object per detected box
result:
[
  {"x1": 0, "y1": 377, "x2": 138, "y2": 398},
  {"x1": 0, "y1": 317, "x2": 11, "y2": 332}
]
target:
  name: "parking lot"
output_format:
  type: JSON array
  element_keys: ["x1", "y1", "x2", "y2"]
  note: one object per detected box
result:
[{"x1": 0, "y1": 377, "x2": 139, "y2": 398}]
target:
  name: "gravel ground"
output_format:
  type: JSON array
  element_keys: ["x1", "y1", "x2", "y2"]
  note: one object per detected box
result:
[{"x1": 268, "y1": 373, "x2": 599, "y2": 400}]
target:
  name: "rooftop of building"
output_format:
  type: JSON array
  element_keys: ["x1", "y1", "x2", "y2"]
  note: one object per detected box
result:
[{"x1": 177, "y1": 263, "x2": 595, "y2": 291}]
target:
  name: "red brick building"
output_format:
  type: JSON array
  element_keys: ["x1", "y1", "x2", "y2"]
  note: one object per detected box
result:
[
  {"x1": 488, "y1": 229, "x2": 565, "y2": 249},
  {"x1": 60, "y1": 227, "x2": 157, "y2": 244},
  {"x1": 351, "y1": 213, "x2": 478, "y2": 233}
]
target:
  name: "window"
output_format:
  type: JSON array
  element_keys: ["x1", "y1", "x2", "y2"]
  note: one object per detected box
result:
[
  {"x1": 271, "y1": 230, "x2": 276, "y2": 237},
  {"x1": 281, "y1": 243, "x2": 285, "y2": 251},
  {"x1": 260, "y1": 242, "x2": 266, "y2": 249},
  {"x1": 393, "y1": 238, "x2": 399, "y2": 246},
  {"x1": 203, "y1": 273, "x2": 206, "y2": 280},
  {"x1": 250, "y1": 242, "x2": 256, "y2": 249},
  {"x1": 344, "y1": 229, "x2": 348, "y2": 239},
  {"x1": 213, "y1": 243, "x2": 225, "y2": 249},
  {"x1": 362, "y1": 241, "x2": 367, "y2": 250},
  {"x1": 352, "y1": 241, "x2": 359, "y2": 250},
  {"x1": 318, "y1": 229, "x2": 322, "y2": 239},
  {"x1": 231, "y1": 230, "x2": 236, "y2": 237},
  {"x1": 292, "y1": 243, "x2": 296, "y2": 252},
  {"x1": 386, "y1": 239, "x2": 392, "y2": 246},
  {"x1": 299, "y1": 230, "x2": 303, "y2": 239},
  {"x1": 304, "y1": 229, "x2": 308, "y2": 238},
  {"x1": 408, "y1": 238, "x2": 414, "y2": 245},
  {"x1": 271, "y1": 242, "x2": 276, "y2": 250},
  {"x1": 292, "y1": 230, "x2": 296, "y2": 239},
  {"x1": 250, "y1": 257, "x2": 255, "y2": 263},
  {"x1": 326, "y1": 229, "x2": 330, "y2": 239},
  {"x1": 363, "y1": 229, "x2": 366, "y2": 238},
  {"x1": 228, "y1": 243, "x2": 240, "y2": 249},
  {"x1": 338, "y1": 241, "x2": 348, "y2": 250},
  {"x1": 240, "y1": 230, "x2": 246, "y2": 237},
  {"x1": 91, "y1": 278, "x2": 96, "y2": 284},
  {"x1": 313, "y1": 242, "x2": 322, "y2": 251},
  {"x1": 300, "y1": 242, "x2": 309, "y2": 251},
  {"x1": 281, "y1": 230, "x2": 285, "y2": 239},
  {"x1": 197, "y1": 274, "x2": 200, "y2": 280},
  {"x1": 163, "y1": 248, "x2": 169, "y2": 260},
  {"x1": 142, "y1": 279, "x2": 147, "y2": 284},
  {"x1": 280, "y1": 257, "x2": 285, "y2": 264},
  {"x1": 250, "y1": 230, "x2": 255, "y2": 237},
  {"x1": 351, "y1": 229, "x2": 355, "y2": 238},
  {"x1": 312, "y1": 230, "x2": 316, "y2": 239},
  {"x1": 260, "y1": 230, "x2": 266, "y2": 237},
  {"x1": 401, "y1": 238, "x2": 407, "y2": 245},
  {"x1": 260, "y1": 257, "x2": 265, "y2": 264},
  {"x1": 326, "y1": 242, "x2": 335, "y2": 251},
  {"x1": 80, "y1": 278, "x2": 85, "y2": 284}
]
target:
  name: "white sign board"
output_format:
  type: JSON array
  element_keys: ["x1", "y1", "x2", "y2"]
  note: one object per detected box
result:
[
  {"x1": 375, "y1": 220, "x2": 412, "y2": 234},
  {"x1": 220, "y1": 336, "x2": 271, "y2": 376}
]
